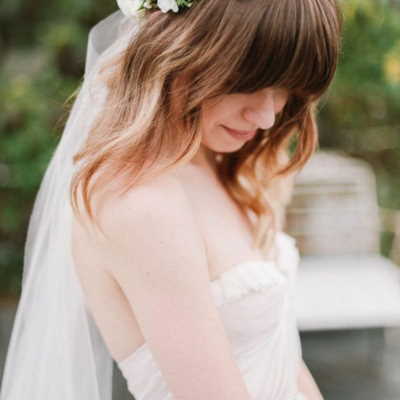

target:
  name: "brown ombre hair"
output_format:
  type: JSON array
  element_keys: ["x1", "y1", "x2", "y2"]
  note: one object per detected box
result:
[{"x1": 71, "y1": 0, "x2": 343, "y2": 252}]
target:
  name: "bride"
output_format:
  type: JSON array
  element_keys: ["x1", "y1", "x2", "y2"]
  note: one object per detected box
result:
[{"x1": 0, "y1": 0, "x2": 342, "y2": 399}]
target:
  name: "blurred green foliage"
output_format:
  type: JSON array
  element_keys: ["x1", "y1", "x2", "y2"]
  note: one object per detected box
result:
[
  {"x1": 0, "y1": 0, "x2": 399, "y2": 297},
  {"x1": 0, "y1": 0, "x2": 115, "y2": 297},
  {"x1": 318, "y1": 0, "x2": 400, "y2": 209}
]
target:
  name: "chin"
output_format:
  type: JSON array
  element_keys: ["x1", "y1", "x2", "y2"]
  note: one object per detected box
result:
[
  {"x1": 206, "y1": 141, "x2": 245, "y2": 154},
  {"x1": 202, "y1": 125, "x2": 256, "y2": 154}
]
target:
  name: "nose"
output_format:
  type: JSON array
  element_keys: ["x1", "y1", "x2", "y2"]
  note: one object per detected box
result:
[{"x1": 242, "y1": 91, "x2": 276, "y2": 130}]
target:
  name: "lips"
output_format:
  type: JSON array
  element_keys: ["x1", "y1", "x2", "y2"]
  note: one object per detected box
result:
[
  {"x1": 222, "y1": 125, "x2": 257, "y2": 140},
  {"x1": 229, "y1": 128, "x2": 255, "y2": 135}
]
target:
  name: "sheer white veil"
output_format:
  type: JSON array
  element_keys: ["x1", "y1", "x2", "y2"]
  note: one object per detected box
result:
[{"x1": 0, "y1": 9, "x2": 141, "y2": 400}]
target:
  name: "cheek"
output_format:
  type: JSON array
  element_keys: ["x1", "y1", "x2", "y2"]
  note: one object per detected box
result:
[
  {"x1": 202, "y1": 97, "x2": 232, "y2": 127},
  {"x1": 199, "y1": 104, "x2": 219, "y2": 140}
]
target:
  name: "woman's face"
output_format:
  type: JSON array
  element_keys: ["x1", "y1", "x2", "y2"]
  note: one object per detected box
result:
[{"x1": 200, "y1": 87, "x2": 290, "y2": 153}]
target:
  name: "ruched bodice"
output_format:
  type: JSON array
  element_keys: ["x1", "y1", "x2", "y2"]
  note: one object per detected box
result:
[{"x1": 117, "y1": 231, "x2": 307, "y2": 400}]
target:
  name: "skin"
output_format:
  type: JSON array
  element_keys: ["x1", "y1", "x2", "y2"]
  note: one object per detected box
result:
[
  {"x1": 191, "y1": 87, "x2": 290, "y2": 170},
  {"x1": 190, "y1": 88, "x2": 325, "y2": 400}
]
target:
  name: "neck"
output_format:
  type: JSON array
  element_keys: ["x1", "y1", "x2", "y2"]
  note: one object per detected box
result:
[{"x1": 190, "y1": 144, "x2": 219, "y2": 175}]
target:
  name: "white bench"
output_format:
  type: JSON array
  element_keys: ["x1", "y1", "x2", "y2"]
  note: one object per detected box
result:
[
  {"x1": 295, "y1": 253, "x2": 400, "y2": 331},
  {"x1": 285, "y1": 151, "x2": 400, "y2": 331}
]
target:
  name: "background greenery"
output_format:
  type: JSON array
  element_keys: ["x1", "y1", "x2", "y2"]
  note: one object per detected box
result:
[{"x1": 0, "y1": 0, "x2": 399, "y2": 298}]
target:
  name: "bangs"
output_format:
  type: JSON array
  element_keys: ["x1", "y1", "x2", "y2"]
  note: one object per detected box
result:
[{"x1": 226, "y1": 0, "x2": 341, "y2": 98}]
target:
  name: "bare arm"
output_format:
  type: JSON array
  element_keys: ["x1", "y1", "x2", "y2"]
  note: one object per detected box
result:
[
  {"x1": 99, "y1": 176, "x2": 252, "y2": 400},
  {"x1": 297, "y1": 359, "x2": 324, "y2": 400}
]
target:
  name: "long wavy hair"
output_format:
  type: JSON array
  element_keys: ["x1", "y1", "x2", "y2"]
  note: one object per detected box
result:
[{"x1": 71, "y1": 0, "x2": 343, "y2": 253}]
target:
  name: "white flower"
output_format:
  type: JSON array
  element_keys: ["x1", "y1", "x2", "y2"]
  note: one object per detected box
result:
[
  {"x1": 116, "y1": 0, "x2": 143, "y2": 17},
  {"x1": 157, "y1": 0, "x2": 179, "y2": 13}
]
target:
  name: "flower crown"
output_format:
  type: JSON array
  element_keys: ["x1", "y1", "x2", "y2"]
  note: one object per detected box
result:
[{"x1": 117, "y1": 0, "x2": 196, "y2": 16}]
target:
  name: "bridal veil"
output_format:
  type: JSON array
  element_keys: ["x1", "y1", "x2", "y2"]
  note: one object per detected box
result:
[{"x1": 0, "y1": 9, "x2": 140, "y2": 400}]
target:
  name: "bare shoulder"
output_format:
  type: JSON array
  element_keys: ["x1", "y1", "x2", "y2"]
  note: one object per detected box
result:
[
  {"x1": 84, "y1": 171, "x2": 207, "y2": 273},
  {"x1": 99, "y1": 173, "x2": 197, "y2": 231},
  {"x1": 72, "y1": 171, "x2": 253, "y2": 399}
]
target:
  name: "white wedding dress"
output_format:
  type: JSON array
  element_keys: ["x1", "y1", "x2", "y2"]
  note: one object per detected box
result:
[{"x1": 116, "y1": 231, "x2": 307, "y2": 400}]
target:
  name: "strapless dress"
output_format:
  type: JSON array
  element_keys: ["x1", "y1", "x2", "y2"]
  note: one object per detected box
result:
[{"x1": 117, "y1": 231, "x2": 307, "y2": 400}]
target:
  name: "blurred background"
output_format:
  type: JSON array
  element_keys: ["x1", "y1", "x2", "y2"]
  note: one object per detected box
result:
[{"x1": 0, "y1": 0, "x2": 399, "y2": 399}]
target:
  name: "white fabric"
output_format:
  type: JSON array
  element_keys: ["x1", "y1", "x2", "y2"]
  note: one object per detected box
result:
[
  {"x1": 117, "y1": 231, "x2": 307, "y2": 400},
  {"x1": 0, "y1": 10, "x2": 140, "y2": 400}
]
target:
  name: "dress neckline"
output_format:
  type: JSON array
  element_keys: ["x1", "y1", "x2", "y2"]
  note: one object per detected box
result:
[
  {"x1": 116, "y1": 231, "x2": 294, "y2": 368},
  {"x1": 117, "y1": 258, "x2": 286, "y2": 369},
  {"x1": 208, "y1": 230, "x2": 284, "y2": 286}
]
